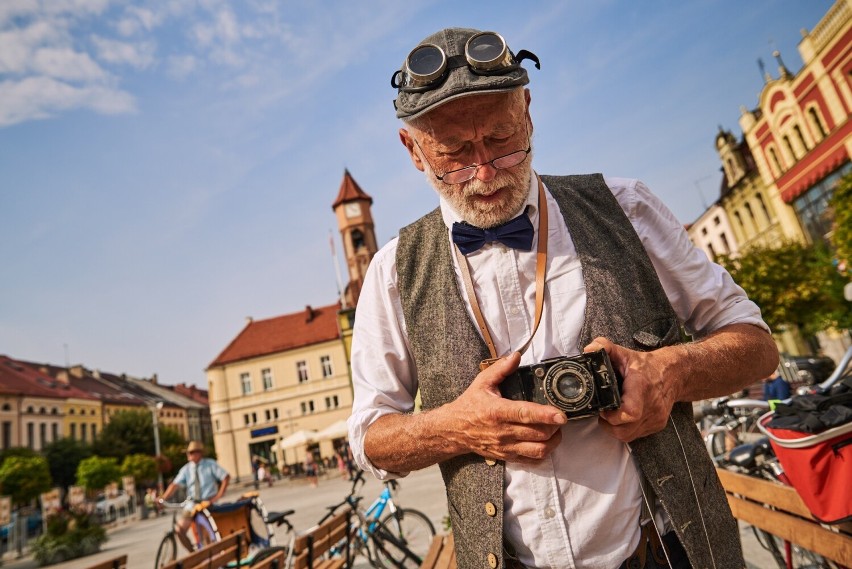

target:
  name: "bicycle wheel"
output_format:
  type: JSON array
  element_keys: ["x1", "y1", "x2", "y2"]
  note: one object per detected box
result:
[
  {"x1": 154, "y1": 533, "x2": 178, "y2": 568},
  {"x1": 372, "y1": 508, "x2": 435, "y2": 569}
]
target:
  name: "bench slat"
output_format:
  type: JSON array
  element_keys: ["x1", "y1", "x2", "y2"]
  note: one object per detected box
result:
[{"x1": 160, "y1": 531, "x2": 244, "y2": 569}]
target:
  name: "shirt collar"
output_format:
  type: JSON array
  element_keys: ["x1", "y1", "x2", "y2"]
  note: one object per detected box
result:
[{"x1": 439, "y1": 170, "x2": 539, "y2": 231}]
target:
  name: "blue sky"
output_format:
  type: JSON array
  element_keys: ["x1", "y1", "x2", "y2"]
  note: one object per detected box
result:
[{"x1": 0, "y1": 0, "x2": 835, "y2": 386}]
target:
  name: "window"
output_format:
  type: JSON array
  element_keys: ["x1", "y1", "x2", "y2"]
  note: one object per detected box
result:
[
  {"x1": 1, "y1": 403, "x2": 10, "y2": 411},
  {"x1": 244, "y1": 414, "x2": 250, "y2": 426},
  {"x1": 768, "y1": 148, "x2": 783, "y2": 176},
  {"x1": 325, "y1": 395, "x2": 340, "y2": 410},
  {"x1": 794, "y1": 125, "x2": 808, "y2": 152},
  {"x1": 273, "y1": 408, "x2": 279, "y2": 420},
  {"x1": 262, "y1": 368, "x2": 273, "y2": 391},
  {"x1": 2, "y1": 421, "x2": 11, "y2": 450},
  {"x1": 215, "y1": 419, "x2": 221, "y2": 432},
  {"x1": 81, "y1": 423, "x2": 87, "y2": 442},
  {"x1": 733, "y1": 211, "x2": 744, "y2": 232},
  {"x1": 700, "y1": 227, "x2": 707, "y2": 236},
  {"x1": 321, "y1": 355, "x2": 333, "y2": 378},
  {"x1": 265, "y1": 409, "x2": 271, "y2": 422},
  {"x1": 240, "y1": 372, "x2": 252, "y2": 395},
  {"x1": 744, "y1": 203, "x2": 757, "y2": 229},
  {"x1": 297, "y1": 361, "x2": 308, "y2": 383},
  {"x1": 756, "y1": 193, "x2": 771, "y2": 224},
  {"x1": 351, "y1": 229, "x2": 365, "y2": 250},
  {"x1": 300, "y1": 401, "x2": 315, "y2": 414},
  {"x1": 51, "y1": 423, "x2": 58, "y2": 441},
  {"x1": 40, "y1": 423, "x2": 47, "y2": 447},
  {"x1": 252, "y1": 412, "x2": 257, "y2": 423},
  {"x1": 69, "y1": 408, "x2": 75, "y2": 415},
  {"x1": 707, "y1": 243, "x2": 716, "y2": 258},
  {"x1": 808, "y1": 107, "x2": 826, "y2": 139},
  {"x1": 720, "y1": 233, "x2": 730, "y2": 255},
  {"x1": 783, "y1": 135, "x2": 796, "y2": 160},
  {"x1": 27, "y1": 422, "x2": 35, "y2": 447},
  {"x1": 91, "y1": 424, "x2": 97, "y2": 439}
]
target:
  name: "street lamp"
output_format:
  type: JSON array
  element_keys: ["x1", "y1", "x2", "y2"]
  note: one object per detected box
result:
[{"x1": 151, "y1": 401, "x2": 164, "y2": 493}]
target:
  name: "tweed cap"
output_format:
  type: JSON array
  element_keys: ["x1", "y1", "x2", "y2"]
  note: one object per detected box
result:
[{"x1": 393, "y1": 28, "x2": 534, "y2": 120}]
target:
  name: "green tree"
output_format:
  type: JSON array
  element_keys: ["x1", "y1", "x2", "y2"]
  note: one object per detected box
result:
[
  {"x1": 0, "y1": 455, "x2": 52, "y2": 507},
  {"x1": 828, "y1": 171, "x2": 852, "y2": 277},
  {"x1": 120, "y1": 454, "x2": 157, "y2": 487},
  {"x1": 718, "y1": 240, "x2": 852, "y2": 336},
  {"x1": 75, "y1": 456, "x2": 120, "y2": 492},
  {"x1": 0, "y1": 446, "x2": 40, "y2": 465},
  {"x1": 42, "y1": 438, "x2": 93, "y2": 490},
  {"x1": 91, "y1": 409, "x2": 184, "y2": 459}
]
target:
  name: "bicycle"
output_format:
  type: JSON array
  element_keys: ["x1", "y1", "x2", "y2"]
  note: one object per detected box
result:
[
  {"x1": 154, "y1": 492, "x2": 295, "y2": 568},
  {"x1": 695, "y1": 396, "x2": 769, "y2": 463},
  {"x1": 319, "y1": 470, "x2": 435, "y2": 569}
]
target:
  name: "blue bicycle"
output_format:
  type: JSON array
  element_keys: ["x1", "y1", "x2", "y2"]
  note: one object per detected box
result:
[{"x1": 319, "y1": 471, "x2": 435, "y2": 569}]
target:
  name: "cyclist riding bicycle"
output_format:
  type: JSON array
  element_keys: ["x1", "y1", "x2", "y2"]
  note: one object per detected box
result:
[{"x1": 158, "y1": 440, "x2": 230, "y2": 552}]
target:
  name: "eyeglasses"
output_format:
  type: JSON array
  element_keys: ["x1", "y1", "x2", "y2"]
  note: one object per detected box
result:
[
  {"x1": 391, "y1": 31, "x2": 540, "y2": 93},
  {"x1": 412, "y1": 127, "x2": 531, "y2": 185}
]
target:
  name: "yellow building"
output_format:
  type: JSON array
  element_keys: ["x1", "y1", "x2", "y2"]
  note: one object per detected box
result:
[
  {"x1": 207, "y1": 171, "x2": 378, "y2": 481},
  {"x1": 207, "y1": 304, "x2": 354, "y2": 480}
]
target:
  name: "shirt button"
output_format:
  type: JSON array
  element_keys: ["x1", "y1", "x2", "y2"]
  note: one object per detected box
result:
[
  {"x1": 510, "y1": 306, "x2": 519, "y2": 315},
  {"x1": 487, "y1": 553, "x2": 498, "y2": 568},
  {"x1": 544, "y1": 507, "x2": 556, "y2": 518},
  {"x1": 484, "y1": 502, "x2": 496, "y2": 517}
]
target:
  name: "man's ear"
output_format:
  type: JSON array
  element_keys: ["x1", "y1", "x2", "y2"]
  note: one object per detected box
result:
[{"x1": 399, "y1": 128, "x2": 425, "y2": 172}]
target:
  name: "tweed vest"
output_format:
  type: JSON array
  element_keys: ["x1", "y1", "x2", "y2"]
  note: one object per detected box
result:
[{"x1": 396, "y1": 174, "x2": 743, "y2": 569}]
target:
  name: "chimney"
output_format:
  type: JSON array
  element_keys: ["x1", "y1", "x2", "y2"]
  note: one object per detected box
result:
[
  {"x1": 151, "y1": 373, "x2": 158, "y2": 385},
  {"x1": 56, "y1": 370, "x2": 69, "y2": 385},
  {"x1": 70, "y1": 365, "x2": 85, "y2": 378},
  {"x1": 93, "y1": 369, "x2": 100, "y2": 379},
  {"x1": 305, "y1": 305, "x2": 315, "y2": 322}
]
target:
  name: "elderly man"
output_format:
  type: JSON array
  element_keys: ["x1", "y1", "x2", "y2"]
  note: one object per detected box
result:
[
  {"x1": 159, "y1": 441, "x2": 230, "y2": 551},
  {"x1": 348, "y1": 28, "x2": 778, "y2": 569}
]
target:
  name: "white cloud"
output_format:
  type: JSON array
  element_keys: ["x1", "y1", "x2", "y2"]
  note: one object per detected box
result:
[
  {"x1": 166, "y1": 54, "x2": 197, "y2": 79},
  {"x1": 0, "y1": 76, "x2": 135, "y2": 127},
  {"x1": 91, "y1": 35, "x2": 155, "y2": 69},
  {"x1": 32, "y1": 47, "x2": 106, "y2": 80},
  {"x1": 116, "y1": 6, "x2": 161, "y2": 36}
]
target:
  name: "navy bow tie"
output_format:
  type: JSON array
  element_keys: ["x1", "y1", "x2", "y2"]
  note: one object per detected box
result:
[{"x1": 451, "y1": 209, "x2": 534, "y2": 255}]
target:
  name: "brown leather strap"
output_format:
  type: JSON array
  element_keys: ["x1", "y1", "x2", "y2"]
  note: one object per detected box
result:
[{"x1": 452, "y1": 175, "x2": 548, "y2": 368}]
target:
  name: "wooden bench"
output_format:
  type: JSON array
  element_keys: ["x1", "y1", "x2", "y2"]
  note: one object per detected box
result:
[
  {"x1": 419, "y1": 534, "x2": 457, "y2": 569},
  {"x1": 84, "y1": 554, "x2": 128, "y2": 569},
  {"x1": 161, "y1": 531, "x2": 246, "y2": 569},
  {"x1": 291, "y1": 511, "x2": 350, "y2": 569},
  {"x1": 250, "y1": 547, "x2": 286, "y2": 569},
  {"x1": 717, "y1": 468, "x2": 852, "y2": 567}
]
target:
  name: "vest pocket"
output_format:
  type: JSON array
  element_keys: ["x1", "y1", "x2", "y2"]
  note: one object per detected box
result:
[{"x1": 632, "y1": 317, "x2": 681, "y2": 350}]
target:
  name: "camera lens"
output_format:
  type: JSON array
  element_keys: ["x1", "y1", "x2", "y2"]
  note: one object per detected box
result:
[{"x1": 543, "y1": 361, "x2": 594, "y2": 412}]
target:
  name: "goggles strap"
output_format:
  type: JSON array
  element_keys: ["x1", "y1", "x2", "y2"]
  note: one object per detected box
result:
[{"x1": 515, "y1": 50, "x2": 541, "y2": 70}]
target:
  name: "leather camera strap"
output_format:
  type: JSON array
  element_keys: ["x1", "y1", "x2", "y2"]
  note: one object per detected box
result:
[{"x1": 453, "y1": 175, "x2": 549, "y2": 370}]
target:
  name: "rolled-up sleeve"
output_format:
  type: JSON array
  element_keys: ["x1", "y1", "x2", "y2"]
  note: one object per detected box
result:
[
  {"x1": 347, "y1": 238, "x2": 418, "y2": 480},
  {"x1": 607, "y1": 177, "x2": 770, "y2": 337}
]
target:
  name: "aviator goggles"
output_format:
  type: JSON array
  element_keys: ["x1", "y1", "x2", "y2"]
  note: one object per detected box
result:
[{"x1": 391, "y1": 31, "x2": 540, "y2": 93}]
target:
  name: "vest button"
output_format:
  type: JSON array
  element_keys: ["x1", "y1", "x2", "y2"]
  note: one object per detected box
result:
[
  {"x1": 487, "y1": 552, "x2": 498, "y2": 568},
  {"x1": 485, "y1": 459, "x2": 497, "y2": 466},
  {"x1": 484, "y1": 502, "x2": 496, "y2": 517}
]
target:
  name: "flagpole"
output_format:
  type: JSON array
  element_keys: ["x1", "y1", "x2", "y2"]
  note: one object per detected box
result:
[{"x1": 329, "y1": 230, "x2": 348, "y2": 308}]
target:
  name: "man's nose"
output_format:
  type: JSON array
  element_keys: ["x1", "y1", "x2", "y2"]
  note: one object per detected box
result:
[{"x1": 474, "y1": 162, "x2": 498, "y2": 182}]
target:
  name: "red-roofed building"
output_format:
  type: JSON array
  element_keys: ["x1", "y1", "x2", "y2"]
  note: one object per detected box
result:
[
  {"x1": 206, "y1": 170, "x2": 379, "y2": 480},
  {"x1": 739, "y1": 0, "x2": 852, "y2": 243},
  {"x1": 0, "y1": 355, "x2": 99, "y2": 450}
]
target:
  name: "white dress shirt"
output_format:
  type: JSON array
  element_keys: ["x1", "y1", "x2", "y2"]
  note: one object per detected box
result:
[{"x1": 348, "y1": 173, "x2": 768, "y2": 569}]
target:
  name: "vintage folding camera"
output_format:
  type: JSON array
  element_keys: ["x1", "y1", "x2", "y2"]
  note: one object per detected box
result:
[{"x1": 500, "y1": 349, "x2": 622, "y2": 420}]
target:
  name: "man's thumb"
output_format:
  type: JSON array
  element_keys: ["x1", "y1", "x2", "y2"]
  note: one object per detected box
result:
[{"x1": 476, "y1": 351, "x2": 522, "y2": 387}]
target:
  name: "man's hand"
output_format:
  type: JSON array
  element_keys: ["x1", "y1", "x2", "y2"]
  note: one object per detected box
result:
[
  {"x1": 585, "y1": 337, "x2": 680, "y2": 442},
  {"x1": 439, "y1": 352, "x2": 568, "y2": 462}
]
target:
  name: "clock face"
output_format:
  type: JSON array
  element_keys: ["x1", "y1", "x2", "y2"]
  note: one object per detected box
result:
[{"x1": 344, "y1": 202, "x2": 360, "y2": 218}]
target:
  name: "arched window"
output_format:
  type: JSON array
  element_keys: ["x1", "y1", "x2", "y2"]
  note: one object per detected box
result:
[
  {"x1": 783, "y1": 135, "x2": 796, "y2": 160},
  {"x1": 808, "y1": 107, "x2": 826, "y2": 139},
  {"x1": 768, "y1": 148, "x2": 783, "y2": 176},
  {"x1": 793, "y1": 125, "x2": 808, "y2": 152},
  {"x1": 1, "y1": 403, "x2": 10, "y2": 411},
  {"x1": 744, "y1": 203, "x2": 758, "y2": 229},
  {"x1": 351, "y1": 229, "x2": 365, "y2": 251},
  {"x1": 26, "y1": 406, "x2": 34, "y2": 414},
  {"x1": 755, "y1": 193, "x2": 771, "y2": 223},
  {"x1": 39, "y1": 407, "x2": 46, "y2": 414},
  {"x1": 734, "y1": 211, "x2": 745, "y2": 232}
]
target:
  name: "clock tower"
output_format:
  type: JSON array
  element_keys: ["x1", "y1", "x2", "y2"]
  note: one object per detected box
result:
[{"x1": 332, "y1": 169, "x2": 378, "y2": 306}]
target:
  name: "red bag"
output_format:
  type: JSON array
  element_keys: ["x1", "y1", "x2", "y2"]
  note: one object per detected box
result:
[{"x1": 759, "y1": 412, "x2": 852, "y2": 524}]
